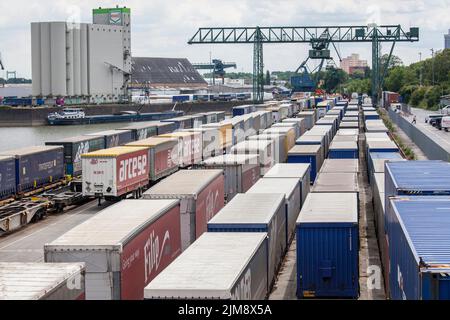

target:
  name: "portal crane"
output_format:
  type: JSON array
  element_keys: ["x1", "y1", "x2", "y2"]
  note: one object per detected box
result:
[
  {"x1": 192, "y1": 59, "x2": 237, "y2": 85},
  {"x1": 188, "y1": 25, "x2": 419, "y2": 104}
]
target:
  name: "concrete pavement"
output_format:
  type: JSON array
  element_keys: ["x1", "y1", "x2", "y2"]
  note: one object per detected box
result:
[
  {"x1": 0, "y1": 200, "x2": 111, "y2": 262},
  {"x1": 407, "y1": 107, "x2": 450, "y2": 154}
]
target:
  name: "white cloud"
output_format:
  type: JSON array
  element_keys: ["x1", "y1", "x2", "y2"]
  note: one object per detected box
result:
[{"x1": 0, "y1": 0, "x2": 448, "y2": 79}]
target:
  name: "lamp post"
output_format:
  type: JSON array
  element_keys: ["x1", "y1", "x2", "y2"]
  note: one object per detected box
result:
[
  {"x1": 430, "y1": 48, "x2": 435, "y2": 85},
  {"x1": 419, "y1": 52, "x2": 422, "y2": 87}
]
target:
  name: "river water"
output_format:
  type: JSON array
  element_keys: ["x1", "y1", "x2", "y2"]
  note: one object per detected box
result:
[{"x1": 0, "y1": 122, "x2": 133, "y2": 152}]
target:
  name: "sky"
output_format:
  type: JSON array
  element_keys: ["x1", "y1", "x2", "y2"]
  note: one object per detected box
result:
[{"x1": 0, "y1": 0, "x2": 449, "y2": 78}]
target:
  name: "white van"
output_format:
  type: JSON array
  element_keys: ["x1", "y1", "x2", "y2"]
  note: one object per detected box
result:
[{"x1": 442, "y1": 116, "x2": 450, "y2": 132}]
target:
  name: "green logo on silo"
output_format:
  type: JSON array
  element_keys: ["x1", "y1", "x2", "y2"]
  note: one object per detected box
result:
[{"x1": 109, "y1": 9, "x2": 122, "y2": 25}]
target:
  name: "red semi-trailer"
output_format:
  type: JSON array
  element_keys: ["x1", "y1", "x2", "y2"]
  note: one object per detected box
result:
[
  {"x1": 143, "y1": 169, "x2": 225, "y2": 250},
  {"x1": 81, "y1": 146, "x2": 150, "y2": 200},
  {"x1": 44, "y1": 199, "x2": 182, "y2": 300}
]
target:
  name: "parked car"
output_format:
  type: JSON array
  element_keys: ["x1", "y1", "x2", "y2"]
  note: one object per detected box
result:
[{"x1": 442, "y1": 116, "x2": 450, "y2": 132}]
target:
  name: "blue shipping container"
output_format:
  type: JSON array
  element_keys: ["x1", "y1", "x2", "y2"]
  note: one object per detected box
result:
[
  {"x1": 296, "y1": 192, "x2": 359, "y2": 298},
  {"x1": 328, "y1": 149, "x2": 358, "y2": 159},
  {"x1": 46, "y1": 136, "x2": 104, "y2": 176},
  {"x1": 85, "y1": 130, "x2": 134, "y2": 148},
  {"x1": 367, "y1": 151, "x2": 403, "y2": 182},
  {"x1": 232, "y1": 106, "x2": 251, "y2": 117},
  {"x1": 1, "y1": 146, "x2": 64, "y2": 193},
  {"x1": 207, "y1": 193, "x2": 286, "y2": 286},
  {"x1": 161, "y1": 117, "x2": 193, "y2": 130},
  {"x1": 387, "y1": 197, "x2": 450, "y2": 300},
  {"x1": 384, "y1": 161, "x2": 450, "y2": 235},
  {"x1": 328, "y1": 141, "x2": 358, "y2": 159},
  {"x1": 0, "y1": 156, "x2": 16, "y2": 199},
  {"x1": 287, "y1": 145, "x2": 323, "y2": 183}
]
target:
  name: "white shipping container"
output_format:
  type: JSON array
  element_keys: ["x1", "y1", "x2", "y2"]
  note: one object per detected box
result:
[
  {"x1": 263, "y1": 127, "x2": 296, "y2": 153},
  {"x1": 282, "y1": 118, "x2": 306, "y2": 136},
  {"x1": 143, "y1": 170, "x2": 225, "y2": 250},
  {"x1": 0, "y1": 262, "x2": 85, "y2": 300},
  {"x1": 183, "y1": 127, "x2": 222, "y2": 160},
  {"x1": 247, "y1": 133, "x2": 287, "y2": 163},
  {"x1": 231, "y1": 140, "x2": 276, "y2": 175},
  {"x1": 337, "y1": 129, "x2": 359, "y2": 136},
  {"x1": 320, "y1": 159, "x2": 359, "y2": 173},
  {"x1": 263, "y1": 163, "x2": 311, "y2": 205},
  {"x1": 247, "y1": 177, "x2": 301, "y2": 242},
  {"x1": 312, "y1": 172, "x2": 359, "y2": 194},
  {"x1": 271, "y1": 122, "x2": 301, "y2": 139},
  {"x1": 158, "y1": 132, "x2": 202, "y2": 167},
  {"x1": 207, "y1": 193, "x2": 286, "y2": 286},
  {"x1": 144, "y1": 232, "x2": 269, "y2": 300},
  {"x1": 81, "y1": 146, "x2": 150, "y2": 198},
  {"x1": 201, "y1": 154, "x2": 260, "y2": 202}
]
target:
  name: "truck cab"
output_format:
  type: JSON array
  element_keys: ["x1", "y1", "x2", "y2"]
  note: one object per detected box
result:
[{"x1": 439, "y1": 105, "x2": 450, "y2": 115}]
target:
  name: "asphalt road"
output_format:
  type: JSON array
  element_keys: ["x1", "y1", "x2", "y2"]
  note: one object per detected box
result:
[
  {"x1": 0, "y1": 200, "x2": 111, "y2": 262},
  {"x1": 407, "y1": 107, "x2": 450, "y2": 153}
]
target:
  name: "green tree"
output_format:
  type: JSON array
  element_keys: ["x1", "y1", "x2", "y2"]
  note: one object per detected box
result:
[
  {"x1": 322, "y1": 67, "x2": 348, "y2": 93},
  {"x1": 380, "y1": 54, "x2": 403, "y2": 70}
]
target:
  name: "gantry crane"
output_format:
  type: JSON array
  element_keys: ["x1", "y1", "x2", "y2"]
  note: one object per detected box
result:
[
  {"x1": 192, "y1": 59, "x2": 237, "y2": 85},
  {"x1": 188, "y1": 25, "x2": 419, "y2": 104}
]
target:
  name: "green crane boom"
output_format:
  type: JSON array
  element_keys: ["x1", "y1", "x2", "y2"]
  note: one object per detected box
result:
[{"x1": 188, "y1": 25, "x2": 419, "y2": 104}]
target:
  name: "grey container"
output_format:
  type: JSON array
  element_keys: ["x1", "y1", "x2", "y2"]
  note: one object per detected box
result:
[
  {"x1": 263, "y1": 163, "x2": 311, "y2": 206},
  {"x1": 247, "y1": 177, "x2": 301, "y2": 243},
  {"x1": 339, "y1": 121, "x2": 359, "y2": 129},
  {"x1": 143, "y1": 169, "x2": 225, "y2": 250},
  {"x1": 271, "y1": 122, "x2": 300, "y2": 139},
  {"x1": 332, "y1": 135, "x2": 358, "y2": 143},
  {"x1": 296, "y1": 135, "x2": 326, "y2": 158},
  {"x1": 45, "y1": 135, "x2": 104, "y2": 176},
  {"x1": 116, "y1": 121, "x2": 160, "y2": 140},
  {"x1": 312, "y1": 172, "x2": 359, "y2": 196},
  {"x1": 0, "y1": 262, "x2": 86, "y2": 300},
  {"x1": 337, "y1": 129, "x2": 359, "y2": 136},
  {"x1": 283, "y1": 118, "x2": 306, "y2": 136},
  {"x1": 247, "y1": 133, "x2": 287, "y2": 163},
  {"x1": 371, "y1": 172, "x2": 389, "y2": 290},
  {"x1": 85, "y1": 129, "x2": 134, "y2": 148},
  {"x1": 297, "y1": 111, "x2": 316, "y2": 130},
  {"x1": 207, "y1": 193, "x2": 286, "y2": 286},
  {"x1": 320, "y1": 159, "x2": 359, "y2": 173},
  {"x1": 230, "y1": 140, "x2": 276, "y2": 175},
  {"x1": 144, "y1": 232, "x2": 269, "y2": 299},
  {"x1": 306, "y1": 127, "x2": 333, "y2": 155},
  {"x1": 201, "y1": 154, "x2": 260, "y2": 202}
]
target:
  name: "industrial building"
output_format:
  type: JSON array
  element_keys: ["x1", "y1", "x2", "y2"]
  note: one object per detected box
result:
[
  {"x1": 129, "y1": 57, "x2": 207, "y2": 93},
  {"x1": 31, "y1": 7, "x2": 131, "y2": 104}
]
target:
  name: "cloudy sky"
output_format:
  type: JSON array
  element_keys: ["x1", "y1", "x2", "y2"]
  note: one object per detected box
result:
[{"x1": 0, "y1": 0, "x2": 449, "y2": 78}]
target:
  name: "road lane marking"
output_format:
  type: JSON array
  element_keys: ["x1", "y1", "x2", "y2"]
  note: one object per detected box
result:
[{"x1": 0, "y1": 201, "x2": 97, "y2": 250}]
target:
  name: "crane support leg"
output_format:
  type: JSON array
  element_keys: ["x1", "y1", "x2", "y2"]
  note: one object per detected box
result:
[
  {"x1": 253, "y1": 27, "x2": 264, "y2": 103},
  {"x1": 371, "y1": 29, "x2": 380, "y2": 106},
  {"x1": 379, "y1": 41, "x2": 396, "y2": 94}
]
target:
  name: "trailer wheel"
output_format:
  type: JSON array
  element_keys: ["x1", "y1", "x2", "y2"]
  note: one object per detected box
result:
[{"x1": 31, "y1": 209, "x2": 45, "y2": 222}]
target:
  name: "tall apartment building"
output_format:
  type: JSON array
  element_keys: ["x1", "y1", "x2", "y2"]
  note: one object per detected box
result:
[
  {"x1": 340, "y1": 53, "x2": 368, "y2": 74},
  {"x1": 445, "y1": 29, "x2": 450, "y2": 49}
]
